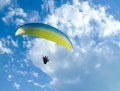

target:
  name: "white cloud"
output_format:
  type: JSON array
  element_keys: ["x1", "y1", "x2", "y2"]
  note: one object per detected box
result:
[
  {"x1": 95, "y1": 63, "x2": 101, "y2": 69},
  {"x1": 2, "y1": 7, "x2": 27, "y2": 25},
  {"x1": 17, "y1": 70, "x2": 27, "y2": 76},
  {"x1": 32, "y1": 71, "x2": 39, "y2": 78},
  {"x1": 0, "y1": 36, "x2": 18, "y2": 54},
  {"x1": 33, "y1": 82, "x2": 46, "y2": 89},
  {"x1": 0, "y1": 40, "x2": 12, "y2": 54},
  {"x1": 26, "y1": 11, "x2": 41, "y2": 23},
  {"x1": 45, "y1": 1, "x2": 120, "y2": 39},
  {"x1": 7, "y1": 36, "x2": 18, "y2": 47},
  {"x1": 2, "y1": 7, "x2": 41, "y2": 26},
  {"x1": 13, "y1": 82, "x2": 20, "y2": 90},
  {"x1": 28, "y1": 79, "x2": 34, "y2": 83},
  {"x1": 0, "y1": 0, "x2": 11, "y2": 9},
  {"x1": 7, "y1": 74, "x2": 12, "y2": 81},
  {"x1": 41, "y1": 0, "x2": 55, "y2": 14},
  {"x1": 26, "y1": 0, "x2": 120, "y2": 91},
  {"x1": 15, "y1": 18, "x2": 25, "y2": 26}
]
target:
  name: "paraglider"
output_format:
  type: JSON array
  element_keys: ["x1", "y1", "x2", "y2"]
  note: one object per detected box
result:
[
  {"x1": 42, "y1": 56, "x2": 50, "y2": 64},
  {"x1": 15, "y1": 23, "x2": 72, "y2": 50},
  {"x1": 15, "y1": 23, "x2": 73, "y2": 64}
]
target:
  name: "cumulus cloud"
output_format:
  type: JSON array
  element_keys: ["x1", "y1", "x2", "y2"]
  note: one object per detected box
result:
[
  {"x1": 0, "y1": 36, "x2": 18, "y2": 55},
  {"x1": 2, "y1": 7, "x2": 41, "y2": 26},
  {"x1": 7, "y1": 36, "x2": 18, "y2": 47},
  {"x1": 0, "y1": 0, "x2": 11, "y2": 9},
  {"x1": 0, "y1": 39, "x2": 12, "y2": 54},
  {"x1": 24, "y1": 0, "x2": 120, "y2": 91},
  {"x1": 2, "y1": 7, "x2": 27, "y2": 25},
  {"x1": 26, "y1": 11, "x2": 41, "y2": 23},
  {"x1": 41, "y1": 0, "x2": 55, "y2": 14}
]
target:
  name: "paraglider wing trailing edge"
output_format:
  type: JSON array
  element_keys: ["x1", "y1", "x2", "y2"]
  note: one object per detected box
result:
[{"x1": 15, "y1": 23, "x2": 73, "y2": 50}]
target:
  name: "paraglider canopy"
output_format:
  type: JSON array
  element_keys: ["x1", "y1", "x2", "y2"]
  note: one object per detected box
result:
[{"x1": 15, "y1": 23, "x2": 73, "y2": 50}]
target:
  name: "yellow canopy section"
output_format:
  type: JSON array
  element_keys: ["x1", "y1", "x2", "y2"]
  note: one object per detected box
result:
[{"x1": 15, "y1": 23, "x2": 73, "y2": 50}]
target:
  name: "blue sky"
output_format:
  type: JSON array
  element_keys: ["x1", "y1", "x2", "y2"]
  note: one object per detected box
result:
[{"x1": 1, "y1": 0, "x2": 120, "y2": 91}]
